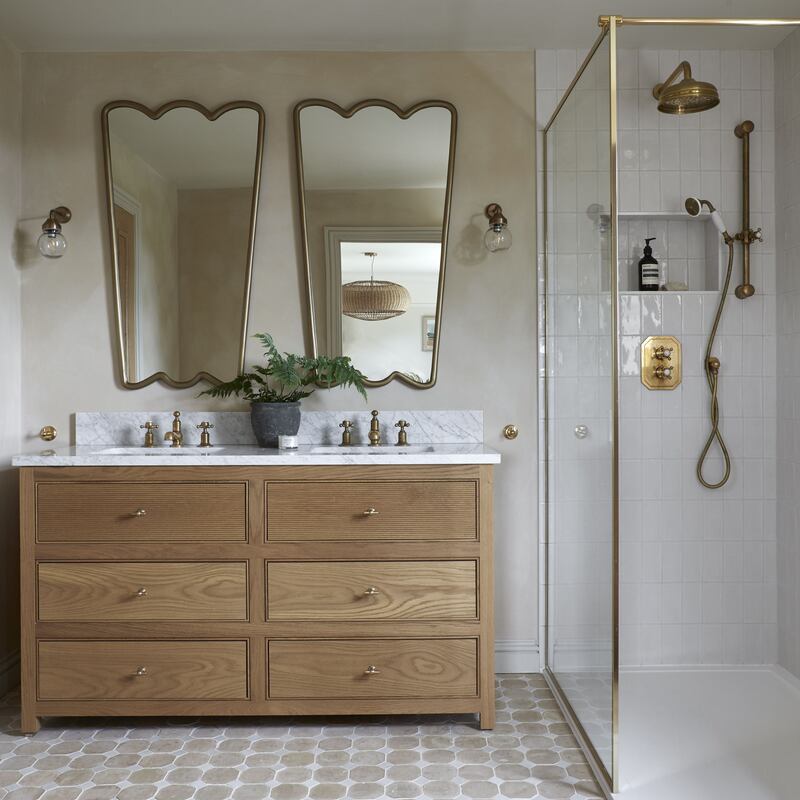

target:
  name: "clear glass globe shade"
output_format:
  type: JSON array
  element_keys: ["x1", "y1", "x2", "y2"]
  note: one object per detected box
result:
[
  {"x1": 38, "y1": 231, "x2": 67, "y2": 258},
  {"x1": 484, "y1": 226, "x2": 512, "y2": 252}
]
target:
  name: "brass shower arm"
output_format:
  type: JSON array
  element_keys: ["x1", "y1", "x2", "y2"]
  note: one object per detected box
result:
[{"x1": 652, "y1": 61, "x2": 692, "y2": 100}]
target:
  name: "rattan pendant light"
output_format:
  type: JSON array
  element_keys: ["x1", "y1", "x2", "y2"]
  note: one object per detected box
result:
[{"x1": 342, "y1": 251, "x2": 410, "y2": 321}]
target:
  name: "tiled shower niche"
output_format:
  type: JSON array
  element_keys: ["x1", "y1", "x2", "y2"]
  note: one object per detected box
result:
[{"x1": 617, "y1": 212, "x2": 722, "y2": 292}]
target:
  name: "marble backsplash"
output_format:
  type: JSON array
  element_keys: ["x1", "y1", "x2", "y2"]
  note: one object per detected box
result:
[{"x1": 75, "y1": 410, "x2": 484, "y2": 447}]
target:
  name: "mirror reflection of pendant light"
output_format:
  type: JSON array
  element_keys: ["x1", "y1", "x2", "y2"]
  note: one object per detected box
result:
[{"x1": 342, "y1": 251, "x2": 410, "y2": 321}]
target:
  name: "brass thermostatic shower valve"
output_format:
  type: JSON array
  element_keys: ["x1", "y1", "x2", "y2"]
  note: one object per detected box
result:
[{"x1": 641, "y1": 336, "x2": 682, "y2": 390}]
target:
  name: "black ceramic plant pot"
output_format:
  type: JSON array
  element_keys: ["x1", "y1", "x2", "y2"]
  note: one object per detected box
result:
[{"x1": 250, "y1": 402, "x2": 301, "y2": 448}]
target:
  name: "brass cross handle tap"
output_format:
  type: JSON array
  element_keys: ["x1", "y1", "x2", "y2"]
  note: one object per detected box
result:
[
  {"x1": 653, "y1": 345, "x2": 673, "y2": 360},
  {"x1": 196, "y1": 421, "x2": 214, "y2": 448},
  {"x1": 339, "y1": 419, "x2": 353, "y2": 447},
  {"x1": 395, "y1": 420, "x2": 411, "y2": 446},
  {"x1": 654, "y1": 365, "x2": 674, "y2": 380},
  {"x1": 139, "y1": 421, "x2": 159, "y2": 448}
]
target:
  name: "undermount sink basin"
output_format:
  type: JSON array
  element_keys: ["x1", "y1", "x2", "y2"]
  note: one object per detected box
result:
[
  {"x1": 92, "y1": 446, "x2": 224, "y2": 455},
  {"x1": 310, "y1": 445, "x2": 435, "y2": 455}
]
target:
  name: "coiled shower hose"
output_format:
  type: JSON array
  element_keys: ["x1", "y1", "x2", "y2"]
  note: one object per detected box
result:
[{"x1": 696, "y1": 240, "x2": 735, "y2": 489}]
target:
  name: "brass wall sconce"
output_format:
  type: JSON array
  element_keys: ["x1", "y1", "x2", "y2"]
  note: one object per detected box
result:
[
  {"x1": 484, "y1": 203, "x2": 512, "y2": 252},
  {"x1": 38, "y1": 206, "x2": 72, "y2": 258}
]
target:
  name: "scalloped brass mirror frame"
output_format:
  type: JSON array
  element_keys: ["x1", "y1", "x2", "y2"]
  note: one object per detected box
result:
[
  {"x1": 101, "y1": 99, "x2": 266, "y2": 389},
  {"x1": 293, "y1": 98, "x2": 457, "y2": 389}
]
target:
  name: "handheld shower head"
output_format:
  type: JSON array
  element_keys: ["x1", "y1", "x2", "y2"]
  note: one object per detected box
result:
[{"x1": 685, "y1": 197, "x2": 730, "y2": 240}]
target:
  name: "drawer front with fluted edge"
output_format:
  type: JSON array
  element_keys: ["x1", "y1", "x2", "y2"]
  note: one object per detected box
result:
[
  {"x1": 38, "y1": 640, "x2": 249, "y2": 700},
  {"x1": 267, "y1": 561, "x2": 478, "y2": 621},
  {"x1": 38, "y1": 562, "x2": 248, "y2": 621},
  {"x1": 266, "y1": 480, "x2": 477, "y2": 541},
  {"x1": 36, "y1": 482, "x2": 247, "y2": 542},
  {"x1": 268, "y1": 639, "x2": 478, "y2": 699}
]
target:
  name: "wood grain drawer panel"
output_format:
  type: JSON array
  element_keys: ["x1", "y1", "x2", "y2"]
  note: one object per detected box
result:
[
  {"x1": 267, "y1": 561, "x2": 478, "y2": 621},
  {"x1": 266, "y1": 481, "x2": 477, "y2": 541},
  {"x1": 36, "y1": 482, "x2": 247, "y2": 542},
  {"x1": 38, "y1": 640, "x2": 248, "y2": 700},
  {"x1": 38, "y1": 562, "x2": 248, "y2": 621},
  {"x1": 268, "y1": 639, "x2": 477, "y2": 699}
]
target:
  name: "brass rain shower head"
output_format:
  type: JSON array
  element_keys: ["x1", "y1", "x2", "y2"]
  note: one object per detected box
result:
[{"x1": 653, "y1": 61, "x2": 720, "y2": 114}]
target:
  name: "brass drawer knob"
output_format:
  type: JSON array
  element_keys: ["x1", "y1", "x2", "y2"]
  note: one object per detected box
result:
[
  {"x1": 133, "y1": 508, "x2": 147, "y2": 517},
  {"x1": 362, "y1": 507, "x2": 379, "y2": 516},
  {"x1": 135, "y1": 587, "x2": 148, "y2": 598},
  {"x1": 363, "y1": 587, "x2": 380, "y2": 596},
  {"x1": 364, "y1": 665, "x2": 380, "y2": 675},
  {"x1": 134, "y1": 666, "x2": 148, "y2": 677}
]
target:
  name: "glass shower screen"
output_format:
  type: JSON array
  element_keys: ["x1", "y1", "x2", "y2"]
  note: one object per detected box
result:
[{"x1": 543, "y1": 30, "x2": 616, "y2": 783}]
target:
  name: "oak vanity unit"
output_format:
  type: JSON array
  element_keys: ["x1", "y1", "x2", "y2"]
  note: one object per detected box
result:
[{"x1": 16, "y1": 453, "x2": 498, "y2": 734}]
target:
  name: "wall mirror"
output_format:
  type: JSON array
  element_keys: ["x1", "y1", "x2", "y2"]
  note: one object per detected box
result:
[
  {"x1": 294, "y1": 99, "x2": 457, "y2": 388},
  {"x1": 101, "y1": 100, "x2": 265, "y2": 388}
]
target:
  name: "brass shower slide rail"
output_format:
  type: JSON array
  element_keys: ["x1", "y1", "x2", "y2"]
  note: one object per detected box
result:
[{"x1": 734, "y1": 120, "x2": 761, "y2": 299}]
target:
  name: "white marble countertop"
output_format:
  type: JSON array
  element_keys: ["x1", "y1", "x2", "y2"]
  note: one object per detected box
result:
[{"x1": 13, "y1": 443, "x2": 501, "y2": 467}]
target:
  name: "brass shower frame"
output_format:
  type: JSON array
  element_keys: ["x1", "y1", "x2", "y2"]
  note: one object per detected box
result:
[{"x1": 542, "y1": 16, "x2": 800, "y2": 798}]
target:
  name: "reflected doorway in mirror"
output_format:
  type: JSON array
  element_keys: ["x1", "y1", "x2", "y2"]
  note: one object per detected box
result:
[{"x1": 421, "y1": 316, "x2": 435, "y2": 352}]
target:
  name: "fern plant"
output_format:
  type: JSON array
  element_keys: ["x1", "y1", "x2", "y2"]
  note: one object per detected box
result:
[{"x1": 200, "y1": 333, "x2": 367, "y2": 403}]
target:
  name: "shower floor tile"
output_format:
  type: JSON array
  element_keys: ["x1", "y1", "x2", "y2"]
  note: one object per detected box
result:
[{"x1": 0, "y1": 674, "x2": 603, "y2": 800}]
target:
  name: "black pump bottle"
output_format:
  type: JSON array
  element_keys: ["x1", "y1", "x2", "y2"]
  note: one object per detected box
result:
[{"x1": 638, "y1": 237, "x2": 659, "y2": 291}]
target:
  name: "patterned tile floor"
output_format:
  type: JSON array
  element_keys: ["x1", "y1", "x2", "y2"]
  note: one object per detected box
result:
[{"x1": 0, "y1": 674, "x2": 603, "y2": 800}]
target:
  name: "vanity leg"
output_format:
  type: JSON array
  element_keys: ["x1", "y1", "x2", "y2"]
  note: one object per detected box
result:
[
  {"x1": 21, "y1": 709, "x2": 40, "y2": 736},
  {"x1": 479, "y1": 706, "x2": 495, "y2": 730}
]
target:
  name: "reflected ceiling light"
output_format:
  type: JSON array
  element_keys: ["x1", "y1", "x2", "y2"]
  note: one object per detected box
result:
[
  {"x1": 484, "y1": 203, "x2": 512, "y2": 252},
  {"x1": 342, "y1": 251, "x2": 411, "y2": 322},
  {"x1": 38, "y1": 206, "x2": 72, "y2": 258},
  {"x1": 652, "y1": 61, "x2": 719, "y2": 115}
]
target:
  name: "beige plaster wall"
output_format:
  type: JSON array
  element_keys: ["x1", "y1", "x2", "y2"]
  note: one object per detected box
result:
[
  {"x1": 19, "y1": 52, "x2": 537, "y2": 652},
  {"x1": 0, "y1": 37, "x2": 21, "y2": 688},
  {"x1": 178, "y1": 187, "x2": 250, "y2": 381},
  {"x1": 110, "y1": 134, "x2": 180, "y2": 380}
]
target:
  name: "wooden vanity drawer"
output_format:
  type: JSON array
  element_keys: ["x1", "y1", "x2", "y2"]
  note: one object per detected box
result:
[
  {"x1": 38, "y1": 640, "x2": 248, "y2": 700},
  {"x1": 268, "y1": 638, "x2": 477, "y2": 699},
  {"x1": 267, "y1": 561, "x2": 477, "y2": 621},
  {"x1": 36, "y1": 481, "x2": 247, "y2": 542},
  {"x1": 266, "y1": 480, "x2": 477, "y2": 541},
  {"x1": 38, "y1": 562, "x2": 248, "y2": 621}
]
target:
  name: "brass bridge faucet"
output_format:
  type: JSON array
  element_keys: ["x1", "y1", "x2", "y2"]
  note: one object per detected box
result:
[
  {"x1": 164, "y1": 411, "x2": 183, "y2": 448},
  {"x1": 368, "y1": 410, "x2": 381, "y2": 446}
]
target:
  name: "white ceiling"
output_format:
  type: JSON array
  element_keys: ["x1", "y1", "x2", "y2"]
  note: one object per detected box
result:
[
  {"x1": 109, "y1": 106, "x2": 260, "y2": 190},
  {"x1": 300, "y1": 105, "x2": 452, "y2": 191},
  {"x1": 0, "y1": 0, "x2": 798, "y2": 52},
  {"x1": 341, "y1": 242, "x2": 441, "y2": 279}
]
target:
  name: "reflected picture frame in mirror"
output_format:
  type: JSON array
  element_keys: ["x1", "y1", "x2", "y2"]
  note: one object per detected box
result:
[
  {"x1": 101, "y1": 99, "x2": 266, "y2": 389},
  {"x1": 294, "y1": 98, "x2": 457, "y2": 389}
]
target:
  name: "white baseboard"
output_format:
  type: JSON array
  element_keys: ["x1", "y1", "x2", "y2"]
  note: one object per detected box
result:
[
  {"x1": 495, "y1": 639, "x2": 540, "y2": 673},
  {"x1": 0, "y1": 650, "x2": 19, "y2": 697}
]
